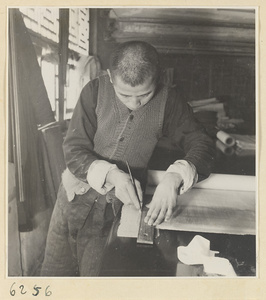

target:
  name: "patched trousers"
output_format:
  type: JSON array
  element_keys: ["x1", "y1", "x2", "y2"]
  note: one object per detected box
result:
[{"x1": 41, "y1": 183, "x2": 120, "y2": 276}]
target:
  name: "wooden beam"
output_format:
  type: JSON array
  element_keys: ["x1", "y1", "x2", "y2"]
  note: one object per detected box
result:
[
  {"x1": 89, "y1": 9, "x2": 98, "y2": 56},
  {"x1": 111, "y1": 36, "x2": 255, "y2": 56},
  {"x1": 113, "y1": 21, "x2": 255, "y2": 43},
  {"x1": 110, "y1": 8, "x2": 255, "y2": 28},
  {"x1": 58, "y1": 8, "x2": 69, "y2": 122}
]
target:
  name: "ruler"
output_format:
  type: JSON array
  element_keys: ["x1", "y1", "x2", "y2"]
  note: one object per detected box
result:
[{"x1": 137, "y1": 206, "x2": 154, "y2": 245}]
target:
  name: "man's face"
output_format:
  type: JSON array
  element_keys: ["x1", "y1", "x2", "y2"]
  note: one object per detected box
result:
[{"x1": 109, "y1": 72, "x2": 157, "y2": 111}]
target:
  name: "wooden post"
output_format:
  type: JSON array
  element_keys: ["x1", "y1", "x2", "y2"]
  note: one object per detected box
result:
[
  {"x1": 58, "y1": 8, "x2": 69, "y2": 122},
  {"x1": 89, "y1": 9, "x2": 98, "y2": 56}
]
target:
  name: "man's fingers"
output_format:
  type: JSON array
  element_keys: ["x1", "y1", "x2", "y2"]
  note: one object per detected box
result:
[
  {"x1": 147, "y1": 211, "x2": 160, "y2": 226},
  {"x1": 144, "y1": 196, "x2": 160, "y2": 223},
  {"x1": 144, "y1": 210, "x2": 151, "y2": 224},
  {"x1": 164, "y1": 206, "x2": 173, "y2": 222},
  {"x1": 145, "y1": 205, "x2": 161, "y2": 226},
  {"x1": 115, "y1": 177, "x2": 143, "y2": 210},
  {"x1": 153, "y1": 207, "x2": 167, "y2": 226}
]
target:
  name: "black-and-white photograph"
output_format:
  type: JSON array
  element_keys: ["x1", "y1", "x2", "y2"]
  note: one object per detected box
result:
[{"x1": 8, "y1": 7, "x2": 256, "y2": 280}]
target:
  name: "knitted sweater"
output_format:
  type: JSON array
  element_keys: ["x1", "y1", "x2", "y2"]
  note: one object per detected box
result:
[
  {"x1": 93, "y1": 75, "x2": 168, "y2": 169},
  {"x1": 62, "y1": 75, "x2": 215, "y2": 199}
]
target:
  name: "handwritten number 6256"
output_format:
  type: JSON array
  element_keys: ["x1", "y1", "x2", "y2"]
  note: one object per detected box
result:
[{"x1": 10, "y1": 282, "x2": 52, "y2": 296}]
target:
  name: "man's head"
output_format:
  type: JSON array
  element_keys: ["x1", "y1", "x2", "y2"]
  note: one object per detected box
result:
[
  {"x1": 109, "y1": 41, "x2": 161, "y2": 87},
  {"x1": 108, "y1": 41, "x2": 161, "y2": 110}
]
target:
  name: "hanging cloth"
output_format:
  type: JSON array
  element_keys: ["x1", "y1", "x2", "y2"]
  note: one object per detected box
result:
[{"x1": 9, "y1": 9, "x2": 65, "y2": 231}]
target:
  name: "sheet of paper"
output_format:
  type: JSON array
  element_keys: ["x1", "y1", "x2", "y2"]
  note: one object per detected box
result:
[
  {"x1": 117, "y1": 188, "x2": 255, "y2": 237},
  {"x1": 157, "y1": 188, "x2": 255, "y2": 235},
  {"x1": 117, "y1": 205, "x2": 141, "y2": 238},
  {"x1": 147, "y1": 172, "x2": 256, "y2": 192}
]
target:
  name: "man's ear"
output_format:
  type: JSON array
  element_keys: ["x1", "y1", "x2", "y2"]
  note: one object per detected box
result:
[{"x1": 107, "y1": 69, "x2": 113, "y2": 83}]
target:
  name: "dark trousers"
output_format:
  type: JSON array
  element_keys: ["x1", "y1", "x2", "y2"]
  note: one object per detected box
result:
[{"x1": 41, "y1": 184, "x2": 117, "y2": 276}]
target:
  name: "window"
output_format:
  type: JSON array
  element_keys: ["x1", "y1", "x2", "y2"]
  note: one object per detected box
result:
[{"x1": 19, "y1": 7, "x2": 90, "y2": 120}]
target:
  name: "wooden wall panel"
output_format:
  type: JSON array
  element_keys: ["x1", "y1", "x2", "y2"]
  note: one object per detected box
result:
[
  {"x1": 108, "y1": 8, "x2": 255, "y2": 56},
  {"x1": 93, "y1": 8, "x2": 255, "y2": 134}
]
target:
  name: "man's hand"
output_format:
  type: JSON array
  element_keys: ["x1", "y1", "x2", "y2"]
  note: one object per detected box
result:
[
  {"x1": 106, "y1": 168, "x2": 142, "y2": 210},
  {"x1": 144, "y1": 172, "x2": 182, "y2": 226}
]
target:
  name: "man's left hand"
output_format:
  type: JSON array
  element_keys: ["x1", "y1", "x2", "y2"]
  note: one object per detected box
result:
[{"x1": 144, "y1": 172, "x2": 182, "y2": 226}]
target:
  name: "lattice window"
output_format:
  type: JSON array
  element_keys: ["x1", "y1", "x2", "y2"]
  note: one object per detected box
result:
[
  {"x1": 19, "y1": 8, "x2": 59, "y2": 43},
  {"x1": 19, "y1": 7, "x2": 90, "y2": 55},
  {"x1": 19, "y1": 8, "x2": 91, "y2": 120},
  {"x1": 69, "y1": 8, "x2": 90, "y2": 55}
]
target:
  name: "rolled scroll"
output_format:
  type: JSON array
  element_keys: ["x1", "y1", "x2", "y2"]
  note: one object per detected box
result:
[{"x1": 216, "y1": 130, "x2": 236, "y2": 147}]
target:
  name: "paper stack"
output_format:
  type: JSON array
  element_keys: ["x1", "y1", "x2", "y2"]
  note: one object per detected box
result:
[{"x1": 188, "y1": 97, "x2": 227, "y2": 121}]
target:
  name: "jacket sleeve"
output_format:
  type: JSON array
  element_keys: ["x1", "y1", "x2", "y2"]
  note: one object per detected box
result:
[
  {"x1": 63, "y1": 78, "x2": 100, "y2": 182},
  {"x1": 162, "y1": 88, "x2": 215, "y2": 181}
]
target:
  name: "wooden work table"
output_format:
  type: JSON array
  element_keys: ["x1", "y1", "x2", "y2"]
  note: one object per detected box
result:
[
  {"x1": 99, "y1": 220, "x2": 256, "y2": 277},
  {"x1": 99, "y1": 145, "x2": 256, "y2": 277}
]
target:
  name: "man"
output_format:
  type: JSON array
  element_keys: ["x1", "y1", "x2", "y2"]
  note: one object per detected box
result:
[{"x1": 41, "y1": 41, "x2": 214, "y2": 276}]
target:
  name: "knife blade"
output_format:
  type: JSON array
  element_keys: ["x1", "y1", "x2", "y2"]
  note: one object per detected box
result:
[{"x1": 125, "y1": 160, "x2": 142, "y2": 210}]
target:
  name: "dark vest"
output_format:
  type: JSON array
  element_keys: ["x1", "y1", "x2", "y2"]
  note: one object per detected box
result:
[
  {"x1": 93, "y1": 75, "x2": 168, "y2": 171},
  {"x1": 62, "y1": 75, "x2": 169, "y2": 200}
]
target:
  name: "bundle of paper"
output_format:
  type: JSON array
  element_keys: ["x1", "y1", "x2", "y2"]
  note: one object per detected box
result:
[
  {"x1": 117, "y1": 173, "x2": 256, "y2": 238},
  {"x1": 188, "y1": 97, "x2": 219, "y2": 108},
  {"x1": 188, "y1": 97, "x2": 226, "y2": 120}
]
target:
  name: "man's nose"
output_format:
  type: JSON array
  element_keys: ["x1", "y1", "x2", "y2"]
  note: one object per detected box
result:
[{"x1": 132, "y1": 97, "x2": 141, "y2": 106}]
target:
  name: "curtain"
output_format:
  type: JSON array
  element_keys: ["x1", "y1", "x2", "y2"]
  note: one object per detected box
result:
[{"x1": 9, "y1": 9, "x2": 65, "y2": 231}]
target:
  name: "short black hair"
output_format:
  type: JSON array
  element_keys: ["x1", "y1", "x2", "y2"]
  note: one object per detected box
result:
[{"x1": 109, "y1": 41, "x2": 161, "y2": 87}]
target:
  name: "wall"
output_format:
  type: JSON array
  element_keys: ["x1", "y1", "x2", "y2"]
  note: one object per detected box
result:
[
  {"x1": 161, "y1": 53, "x2": 255, "y2": 132},
  {"x1": 91, "y1": 8, "x2": 255, "y2": 134}
]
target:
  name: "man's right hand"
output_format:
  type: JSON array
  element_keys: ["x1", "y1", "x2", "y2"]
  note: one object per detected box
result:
[{"x1": 106, "y1": 168, "x2": 143, "y2": 210}]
